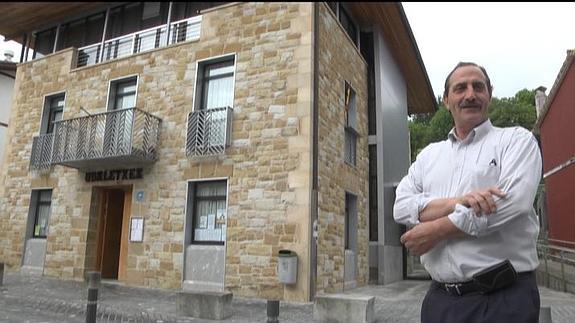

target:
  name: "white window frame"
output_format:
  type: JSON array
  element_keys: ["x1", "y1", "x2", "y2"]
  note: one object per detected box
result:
[
  {"x1": 38, "y1": 91, "x2": 66, "y2": 135},
  {"x1": 185, "y1": 177, "x2": 229, "y2": 245},
  {"x1": 106, "y1": 74, "x2": 139, "y2": 111},
  {"x1": 192, "y1": 53, "x2": 237, "y2": 112}
]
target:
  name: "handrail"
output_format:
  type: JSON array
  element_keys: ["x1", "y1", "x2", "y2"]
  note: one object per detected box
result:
[
  {"x1": 77, "y1": 16, "x2": 202, "y2": 53},
  {"x1": 77, "y1": 15, "x2": 202, "y2": 67},
  {"x1": 537, "y1": 238, "x2": 575, "y2": 293},
  {"x1": 548, "y1": 238, "x2": 575, "y2": 249}
]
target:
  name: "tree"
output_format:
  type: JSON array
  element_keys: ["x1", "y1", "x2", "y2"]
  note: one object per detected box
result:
[
  {"x1": 408, "y1": 88, "x2": 537, "y2": 161},
  {"x1": 489, "y1": 89, "x2": 537, "y2": 130}
]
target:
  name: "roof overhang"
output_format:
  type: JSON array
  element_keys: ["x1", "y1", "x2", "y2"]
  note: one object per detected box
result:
[
  {"x1": 347, "y1": 2, "x2": 437, "y2": 114},
  {"x1": 0, "y1": 2, "x2": 113, "y2": 43},
  {"x1": 0, "y1": 61, "x2": 17, "y2": 78}
]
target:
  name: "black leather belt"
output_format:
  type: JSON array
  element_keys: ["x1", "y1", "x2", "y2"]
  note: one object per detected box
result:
[{"x1": 433, "y1": 271, "x2": 534, "y2": 296}]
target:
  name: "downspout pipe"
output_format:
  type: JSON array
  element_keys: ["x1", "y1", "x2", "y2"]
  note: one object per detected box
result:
[{"x1": 309, "y1": 1, "x2": 320, "y2": 302}]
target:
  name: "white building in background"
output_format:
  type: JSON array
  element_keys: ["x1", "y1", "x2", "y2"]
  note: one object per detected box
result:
[{"x1": 0, "y1": 50, "x2": 17, "y2": 171}]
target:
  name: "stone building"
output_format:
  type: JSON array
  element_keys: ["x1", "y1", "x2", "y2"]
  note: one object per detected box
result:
[{"x1": 0, "y1": 2, "x2": 435, "y2": 302}]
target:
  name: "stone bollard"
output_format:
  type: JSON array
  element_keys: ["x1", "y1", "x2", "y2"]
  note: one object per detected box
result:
[
  {"x1": 267, "y1": 300, "x2": 280, "y2": 323},
  {"x1": 0, "y1": 262, "x2": 4, "y2": 286},
  {"x1": 85, "y1": 272, "x2": 101, "y2": 323}
]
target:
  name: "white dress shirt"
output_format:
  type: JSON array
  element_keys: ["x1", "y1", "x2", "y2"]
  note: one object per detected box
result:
[{"x1": 393, "y1": 119, "x2": 542, "y2": 283}]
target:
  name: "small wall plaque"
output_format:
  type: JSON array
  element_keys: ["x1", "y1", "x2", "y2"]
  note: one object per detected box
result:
[{"x1": 130, "y1": 217, "x2": 144, "y2": 242}]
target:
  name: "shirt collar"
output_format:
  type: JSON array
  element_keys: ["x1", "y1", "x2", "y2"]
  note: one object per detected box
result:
[{"x1": 448, "y1": 119, "x2": 493, "y2": 143}]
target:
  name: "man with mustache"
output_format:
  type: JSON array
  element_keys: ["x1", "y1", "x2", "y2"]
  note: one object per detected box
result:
[{"x1": 394, "y1": 62, "x2": 542, "y2": 323}]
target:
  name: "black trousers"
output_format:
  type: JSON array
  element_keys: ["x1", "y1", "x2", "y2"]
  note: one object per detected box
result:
[{"x1": 421, "y1": 272, "x2": 540, "y2": 323}]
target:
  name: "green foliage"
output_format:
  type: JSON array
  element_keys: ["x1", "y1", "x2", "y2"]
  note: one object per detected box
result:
[{"x1": 408, "y1": 88, "x2": 537, "y2": 162}]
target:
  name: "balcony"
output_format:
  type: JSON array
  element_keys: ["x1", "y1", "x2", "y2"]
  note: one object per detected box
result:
[
  {"x1": 186, "y1": 107, "x2": 233, "y2": 157},
  {"x1": 76, "y1": 15, "x2": 202, "y2": 67},
  {"x1": 30, "y1": 108, "x2": 161, "y2": 172}
]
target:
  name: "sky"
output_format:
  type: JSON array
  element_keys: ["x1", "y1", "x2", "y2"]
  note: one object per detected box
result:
[
  {"x1": 2, "y1": 3, "x2": 575, "y2": 99},
  {"x1": 402, "y1": 2, "x2": 575, "y2": 99}
]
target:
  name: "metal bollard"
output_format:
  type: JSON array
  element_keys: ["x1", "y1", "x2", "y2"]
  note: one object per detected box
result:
[
  {"x1": 539, "y1": 306, "x2": 552, "y2": 323},
  {"x1": 86, "y1": 271, "x2": 101, "y2": 323},
  {"x1": 0, "y1": 262, "x2": 4, "y2": 286},
  {"x1": 267, "y1": 300, "x2": 279, "y2": 323}
]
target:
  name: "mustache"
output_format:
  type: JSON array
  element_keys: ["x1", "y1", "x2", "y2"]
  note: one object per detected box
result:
[{"x1": 459, "y1": 101, "x2": 483, "y2": 109}]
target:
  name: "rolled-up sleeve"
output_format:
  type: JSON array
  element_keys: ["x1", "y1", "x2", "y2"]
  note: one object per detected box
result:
[
  {"x1": 394, "y1": 152, "x2": 435, "y2": 227},
  {"x1": 447, "y1": 128, "x2": 541, "y2": 237}
]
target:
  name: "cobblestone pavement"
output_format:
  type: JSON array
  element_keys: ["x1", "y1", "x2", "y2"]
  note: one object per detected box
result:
[{"x1": 2, "y1": 271, "x2": 575, "y2": 322}]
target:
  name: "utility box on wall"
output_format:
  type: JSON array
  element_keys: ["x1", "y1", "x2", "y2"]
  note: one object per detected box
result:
[{"x1": 278, "y1": 250, "x2": 298, "y2": 284}]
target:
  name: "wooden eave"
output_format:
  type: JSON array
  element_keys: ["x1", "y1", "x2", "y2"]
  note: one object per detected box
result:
[
  {"x1": 0, "y1": 2, "x2": 113, "y2": 43},
  {"x1": 347, "y1": 2, "x2": 437, "y2": 114}
]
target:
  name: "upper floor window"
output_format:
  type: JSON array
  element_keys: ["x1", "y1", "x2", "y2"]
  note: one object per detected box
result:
[
  {"x1": 56, "y1": 12, "x2": 105, "y2": 51},
  {"x1": 40, "y1": 93, "x2": 65, "y2": 134},
  {"x1": 195, "y1": 57, "x2": 235, "y2": 110},
  {"x1": 326, "y1": 2, "x2": 359, "y2": 47},
  {"x1": 106, "y1": 2, "x2": 169, "y2": 40},
  {"x1": 171, "y1": 2, "x2": 228, "y2": 21},
  {"x1": 33, "y1": 28, "x2": 57, "y2": 59},
  {"x1": 344, "y1": 82, "x2": 357, "y2": 166},
  {"x1": 108, "y1": 77, "x2": 137, "y2": 111},
  {"x1": 27, "y1": 2, "x2": 231, "y2": 63},
  {"x1": 339, "y1": 4, "x2": 358, "y2": 45}
]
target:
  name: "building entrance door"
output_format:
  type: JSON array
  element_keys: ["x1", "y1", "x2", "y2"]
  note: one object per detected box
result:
[{"x1": 96, "y1": 187, "x2": 132, "y2": 280}]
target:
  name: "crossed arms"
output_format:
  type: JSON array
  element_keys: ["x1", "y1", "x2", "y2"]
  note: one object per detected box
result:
[{"x1": 393, "y1": 129, "x2": 542, "y2": 256}]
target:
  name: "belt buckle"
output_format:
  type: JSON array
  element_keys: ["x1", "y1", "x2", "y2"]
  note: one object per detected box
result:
[{"x1": 445, "y1": 283, "x2": 462, "y2": 296}]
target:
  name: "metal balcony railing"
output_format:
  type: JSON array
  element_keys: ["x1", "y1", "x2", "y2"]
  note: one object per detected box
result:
[
  {"x1": 29, "y1": 108, "x2": 161, "y2": 171},
  {"x1": 186, "y1": 107, "x2": 233, "y2": 157},
  {"x1": 77, "y1": 16, "x2": 202, "y2": 67},
  {"x1": 30, "y1": 133, "x2": 55, "y2": 172}
]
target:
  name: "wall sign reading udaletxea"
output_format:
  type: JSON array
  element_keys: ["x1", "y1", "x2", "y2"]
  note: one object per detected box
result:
[{"x1": 85, "y1": 168, "x2": 143, "y2": 182}]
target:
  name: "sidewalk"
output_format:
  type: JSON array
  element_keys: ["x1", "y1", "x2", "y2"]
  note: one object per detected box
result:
[{"x1": 2, "y1": 271, "x2": 575, "y2": 323}]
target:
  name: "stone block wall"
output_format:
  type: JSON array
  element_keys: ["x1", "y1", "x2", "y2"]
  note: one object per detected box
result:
[
  {"x1": 316, "y1": 3, "x2": 370, "y2": 293},
  {"x1": 0, "y1": 2, "x2": 313, "y2": 301}
]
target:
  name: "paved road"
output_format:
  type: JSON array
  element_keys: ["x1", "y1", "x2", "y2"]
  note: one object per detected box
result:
[{"x1": 2, "y1": 271, "x2": 575, "y2": 322}]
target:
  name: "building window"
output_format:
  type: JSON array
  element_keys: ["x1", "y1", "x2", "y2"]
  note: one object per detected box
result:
[
  {"x1": 56, "y1": 12, "x2": 105, "y2": 51},
  {"x1": 190, "y1": 180, "x2": 227, "y2": 244},
  {"x1": 106, "y1": 3, "x2": 169, "y2": 40},
  {"x1": 41, "y1": 93, "x2": 65, "y2": 134},
  {"x1": 339, "y1": 4, "x2": 358, "y2": 45},
  {"x1": 327, "y1": 2, "x2": 338, "y2": 16},
  {"x1": 195, "y1": 57, "x2": 235, "y2": 111},
  {"x1": 31, "y1": 190, "x2": 53, "y2": 238},
  {"x1": 171, "y1": 2, "x2": 227, "y2": 21},
  {"x1": 345, "y1": 192, "x2": 358, "y2": 250},
  {"x1": 108, "y1": 77, "x2": 137, "y2": 111},
  {"x1": 344, "y1": 82, "x2": 358, "y2": 166},
  {"x1": 369, "y1": 144, "x2": 378, "y2": 241},
  {"x1": 33, "y1": 27, "x2": 57, "y2": 59}
]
